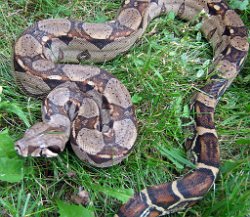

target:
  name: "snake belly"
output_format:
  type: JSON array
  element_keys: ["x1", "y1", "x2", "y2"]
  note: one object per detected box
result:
[{"x1": 13, "y1": 0, "x2": 248, "y2": 216}]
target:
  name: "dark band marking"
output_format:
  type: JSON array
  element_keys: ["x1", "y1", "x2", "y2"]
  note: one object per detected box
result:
[
  {"x1": 200, "y1": 80, "x2": 228, "y2": 98},
  {"x1": 47, "y1": 145, "x2": 62, "y2": 154},
  {"x1": 87, "y1": 153, "x2": 112, "y2": 164},
  {"x1": 88, "y1": 38, "x2": 114, "y2": 49},
  {"x1": 43, "y1": 78, "x2": 65, "y2": 89},
  {"x1": 193, "y1": 133, "x2": 220, "y2": 167},
  {"x1": 223, "y1": 26, "x2": 248, "y2": 37},
  {"x1": 151, "y1": 0, "x2": 159, "y2": 4},
  {"x1": 77, "y1": 50, "x2": 91, "y2": 61},
  {"x1": 75, "y1": 81, "x2": 95, "y2": 92},
  {"x1": 44, "y1": 39, "x2": 53, "y2": 48},
  {"x1": 74, "y1": 116, "x2": 100, "y2": 134},
  {"x1": 207, "y1": 2, "x2": 228, "y2": 17},
  {"x1": 177, "y1": 168, "x2": 215, "y2": 198},
  {"x1": 207, "y1": 28, "x2": 217, "y2": 40},
  {"x1": 118, "y1": 192, "x2": 148, "y2": 217},
  {"x1": 147, "y1": 183, "x2": 179, "y2": 209},
  {"x1": 194, "y1": 102, "x2": 215, "y2": 129},
  {"x1": 58, "y1": 35, "x2": 73, "y2": 45},
  {"x1": 13, "y1": 58, "x2": 26, "y2": 73},
  {"x1": 177, "y1": 2, "x2": 185, "y2": 17},
  {"x1": 221, "y1": 46, "x2": 248, "y2": 68}
]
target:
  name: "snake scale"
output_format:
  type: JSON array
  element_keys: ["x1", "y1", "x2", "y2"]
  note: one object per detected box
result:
[{"x1": 13, "y1": 0, "x2": 248, "y2": 216}]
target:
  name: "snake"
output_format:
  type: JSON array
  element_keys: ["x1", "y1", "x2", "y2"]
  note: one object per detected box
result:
[{"x1": 13, "y1": 0, "x2": 248, "y2": 216}]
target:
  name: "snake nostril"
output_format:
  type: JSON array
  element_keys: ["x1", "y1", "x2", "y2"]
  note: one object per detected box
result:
[{"x1": 47, "y1": 145, "x2": 61, "y2": 154}]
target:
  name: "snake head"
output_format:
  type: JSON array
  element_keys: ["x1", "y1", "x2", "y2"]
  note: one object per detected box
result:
[{"x1": 15, "y1": 122, "x2": 69, "y2": 158}]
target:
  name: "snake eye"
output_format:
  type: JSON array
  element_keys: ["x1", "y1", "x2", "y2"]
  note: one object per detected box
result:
[{"x1": 47, "y1": 145, "x2": 61, "y2": 154}]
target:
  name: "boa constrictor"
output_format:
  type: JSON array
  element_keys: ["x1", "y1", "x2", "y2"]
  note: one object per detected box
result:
[{"x1": 14, "y1": 0, "x2": 248, "y2": 216}]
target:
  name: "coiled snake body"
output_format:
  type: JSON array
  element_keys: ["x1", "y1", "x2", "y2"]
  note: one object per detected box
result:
[{"x1": 14, "y1": 0, "x2": 248, "y2": 216}]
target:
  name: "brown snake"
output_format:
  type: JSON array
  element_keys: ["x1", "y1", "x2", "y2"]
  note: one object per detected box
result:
[{"x1": 13, "y1": 0, "x2": 249, "y2": 216}]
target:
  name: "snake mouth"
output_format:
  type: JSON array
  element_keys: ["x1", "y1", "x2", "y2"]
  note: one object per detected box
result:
[
  {"x1": 39, "y1": 147, "x2": 60, "y2": 157},
  {"x1": 15, "y1": 138, "x2": 62, "y2": 158}
]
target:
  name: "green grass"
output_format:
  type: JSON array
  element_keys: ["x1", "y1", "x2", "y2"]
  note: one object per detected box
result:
[{"x1": 0, "y1": 0, "x2": 250, "y2": 217}]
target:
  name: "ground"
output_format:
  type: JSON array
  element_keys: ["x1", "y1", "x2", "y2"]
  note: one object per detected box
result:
[{"x1": 0, "y1": 1, "x2": 249, "y2": 217}]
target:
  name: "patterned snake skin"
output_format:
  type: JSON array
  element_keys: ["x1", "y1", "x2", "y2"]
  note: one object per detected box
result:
[{"x1": 13, "y1": 0, "x2": 248, "y2": 216}]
